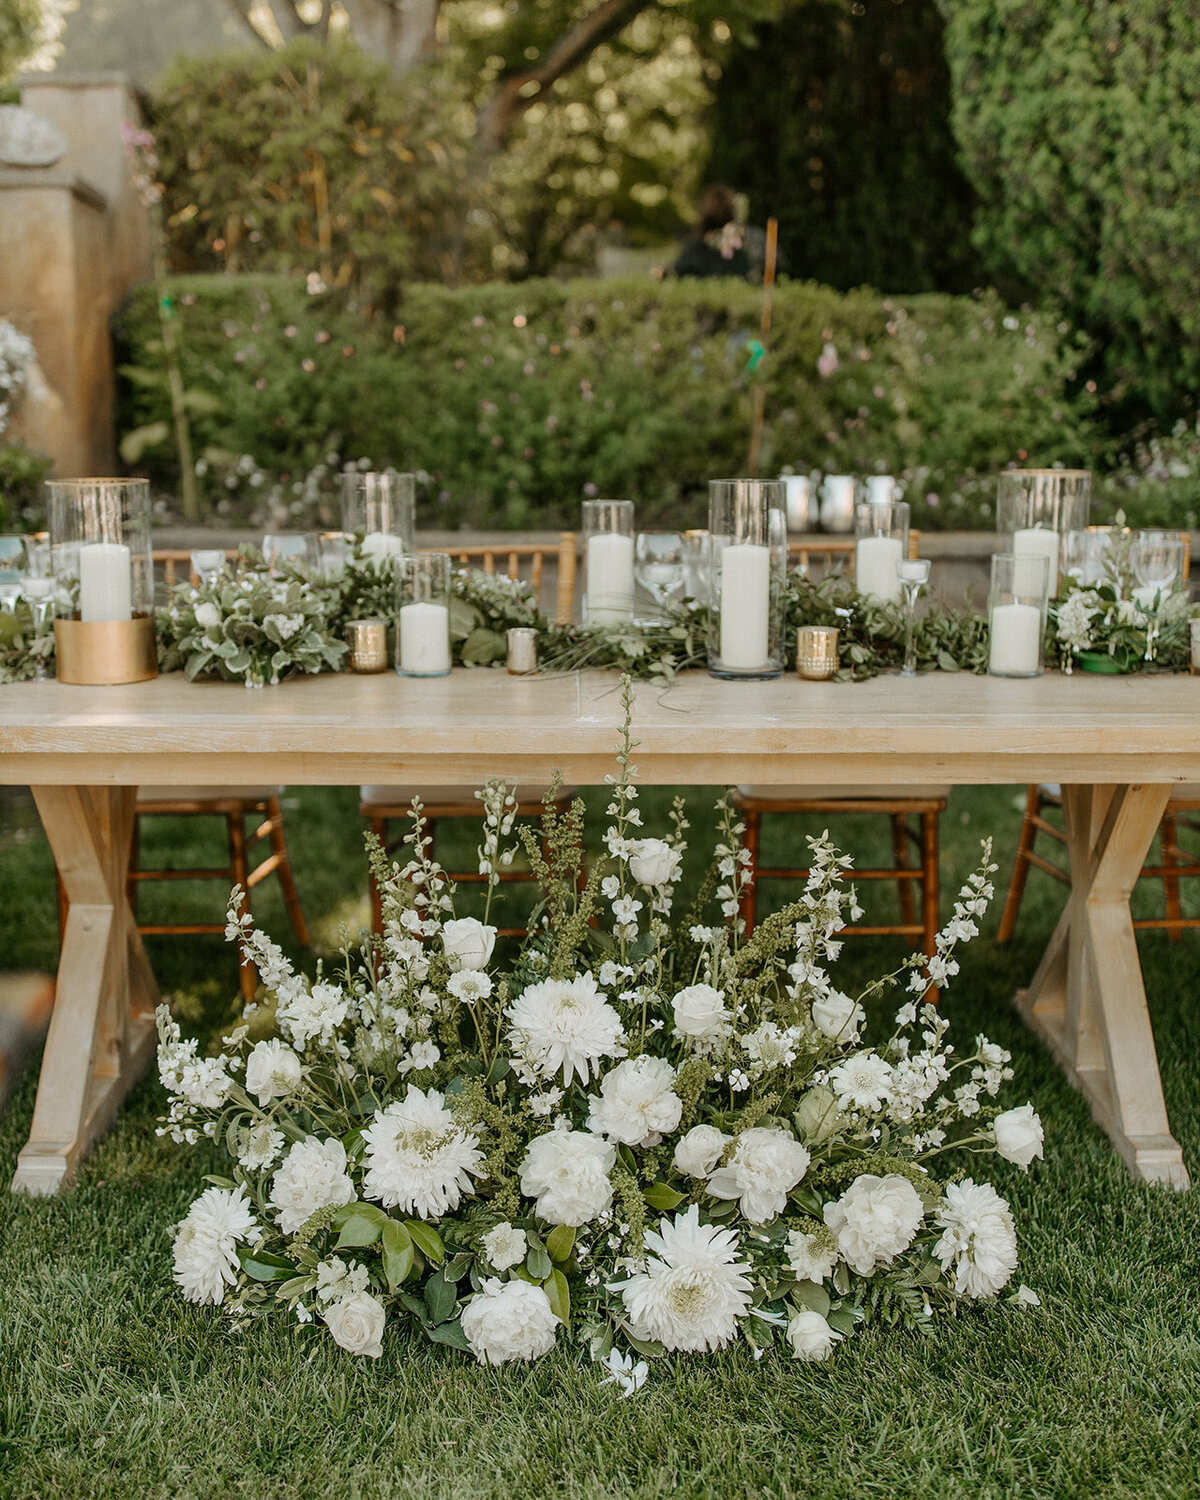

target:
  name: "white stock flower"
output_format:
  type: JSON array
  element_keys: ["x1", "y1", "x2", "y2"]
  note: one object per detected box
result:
[
  {"x1": 322, "y1": 1292, "x2": 386, "y2": 1358},
  {"x1": 614, "y1": 1205, "x2": 752, "y2": 1353},
  {"x1": 482, "y1": 1222, "x2": 528, "y2": 1273},
  {"x1": 934, "y1": 1179, "x2": 1018, "y2": 1298},
  {"x1": 707, "y1": 1127, "x2": 810, "y2": 1223},
  {"x1": 992, "y1": 1104, "x2": 1044, "y2": 1169},
  {"x1": 441, "y1": 917, "x2": 497, "y2": 972},
  {"x1": 627, "y1": 838, "x2": 683, "y2": 888},
  {"x1": 828, "y1": 1052, "x2": 894, "y2": 1113},
  {"x1": 671, "y1": 984, "x2": 730, "y2": 1043},
  {"x1": 277, "y1": 981, "x2": 349, "y2": 1050},
  {"x1": 519, "y1": 1129, "x2": 615, "y2": 1226},
  {"x1": 269, "y1": 1136, "x2": 356, "y2": 1235},
  {"x1": 362, "y1": 1086, "x2": 484, "y2": 1219},
  {"x1": 460, "y1": 1278, "x2": 559, "y2": 1365},
  {"x1": 810, "y1": 990, "x2": 865, "y2": 1043},
  {"x1": 244, "y1": 1038, "x2": 303, "y2": 1106},
  {"x1": 785, "y1": 1227, "x2": 839, "y2": 1283},
  {"x1": 315, "y1": 1256, "x2": 369, "y2": 1305},
  {"x1": 172, "y1": 1186, "x2": 261, "y2": 1305},
  {"x1": 506, "y1": 974, "x2": 626, "y2": 1086},
  {"x1": 587, "y1": 1056, "x2": 682, "y2": 1146},
  {"x1": 787, "y1": 1308, "x2": 843, "y2": 1362},
  {"x1": 673, "y1": 1124, "x2": 731, "y2": 1179},
  {"x1": 824, "y1": 1173, "x2": 925, "y2": 1276}
]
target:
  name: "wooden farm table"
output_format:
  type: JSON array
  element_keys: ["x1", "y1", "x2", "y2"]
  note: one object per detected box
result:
[{"x1": 1, "y1": 668, "x2": 1197, "y2": 1194}]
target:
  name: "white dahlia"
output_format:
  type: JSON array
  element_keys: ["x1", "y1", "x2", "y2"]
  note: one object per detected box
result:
[
  {"x1": 613, "y1": 1204, "x2": 752, "y2": 1353},
  {"x1": 587, "y1": 1056, "x2": 682, "y2": 1146},
  {"x1": 362, "y1": 1085, "x2": 484, "y2": 1219},
  {"x1": 505, "y1": 973, "x2": 626, "y2": 1086},
  {"x1": 823, "y1": 1172, "x2": 925, "y2": 1276},
  {"x1": 828, "y1": 1051, "x2": 895, "y2": 1113},
  {"x1": 172, "y1": 1186, "x2": 261, "y2": 1305},
  {"x1": 706, "y1": 1127, "x2": 810, "y2": 1223},
  {"x1": 460, "y1": 1278, "x2": 560, "y2": 1365},
  {"x1": 519, "y1": 1129, "x2": 615, "y2": 1226},
  {"x1": 269, "y1": 1136, "x2": 356, "y2": 1236},
  {"x1": 673, "y1": 1123, "x2": 731, "y2": 1179},
  {"x1": 933, "y1": 1178, "x2": 1019, "y2": 1298}
]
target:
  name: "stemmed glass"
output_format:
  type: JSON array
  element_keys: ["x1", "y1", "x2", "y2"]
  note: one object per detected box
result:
[
  {"x1": 20, "y1": 576, "x2": 54, "y2": 679},
  {"x1": 1131, "y1": 535, "x2": 1186, "y2": 660},
  {"x1": 261, "y1": 533, "x2": 312, "y2": 575},
  {"x1": 634, "y1": 532, "x2": 684, "y2": 616},
  {"x1": 190, "y1": 549, "x2": 227, "y2": 587},
  {"x1": 896, "y1": 557, "x2": 931, "y2": 678}
]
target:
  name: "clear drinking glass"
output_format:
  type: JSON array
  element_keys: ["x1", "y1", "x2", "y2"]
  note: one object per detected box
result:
[
  {"x1": 582, "y1": 499, "x2": 635, "y2": 625},
  {"x1": 996, "y1": 470, "x2": 1091, "y2": 596},
  {"x1": 681, "y1": 529, "x2": 710, "y2": 601},
  {"x1": 854, "y1": 500, "x2": 910, "y2": 603},
  {"x1": 987, "y1": 553, "x2": 1050, "y2": 678},
  {"x1": 896, "y1": 557, "x2": 931, "y2": 677},
  {"x1": 396, "y1": 552, "x2": 452, "y2": 677},
  {"x1": 1131, "y1": 534, "x2": 1187, "y2": 660},
  {"x1": 315, "y1": 531, "x2": 350, "y2": 582},
  {"x1": 340, "y1": 471, "x2": 415, "y2": 559},
  {"x1": 634, "y1": 532, "x2": 684, "y2": 614},
  {"x1": 261, "y1": 533, "x2": 312, "y2": 574},
  {"x1": 45, "y1": 479, "x2": 154, "y2": 621},
  {"x1": 707, "y1": 478, "x2": 784, "y2": 679},
  {"x1": 0, "y1": 536, "x2": 24, "y2": 584}
]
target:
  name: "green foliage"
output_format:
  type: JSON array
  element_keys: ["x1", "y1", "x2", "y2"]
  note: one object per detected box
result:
[
  {"x1": 0, "y1": 441, "x2": 51, "y2": 529},
  {"x1": 0, "y1": 0, "x2": 43, "y2": 84}
]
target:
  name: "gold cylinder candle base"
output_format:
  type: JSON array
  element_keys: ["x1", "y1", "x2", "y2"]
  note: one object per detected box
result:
[
  {"x1": 55, "y1": 615, "x2": 158, "y2": 685},
  {"x1": 796, "y1": 625, "x2": 839, "y2": 680},
  {"x1": 345, "y1": 618, "x2": 390, "y2": 673}
]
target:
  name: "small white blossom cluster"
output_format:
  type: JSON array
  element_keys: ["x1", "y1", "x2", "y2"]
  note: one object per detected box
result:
[{"x1": 0, "y1": 320, "x2": 36, "y2": 436}]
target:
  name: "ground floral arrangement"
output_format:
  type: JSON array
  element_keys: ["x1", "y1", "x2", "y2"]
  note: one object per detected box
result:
[{"x1": 158, "y1": 685, "x2": 1043, "y2": 1381}]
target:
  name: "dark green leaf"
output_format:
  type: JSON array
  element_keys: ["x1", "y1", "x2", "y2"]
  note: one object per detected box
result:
[
  {"x1": 423, "y1": 1270, "x2": 458, "y2": 1325},
  {"x1": 545, "y1": 1224, "x2": 575, "y2": 1264},
  {"x1": 406, "y1": 1221, "x2": 445, "y2": 1265},
  {"x1": 237, "y1": 1248, "x2": 296, "y2": 1283},
  {"x1": 643, "y1": 1182, "x2": 685, "y2": 1211}
]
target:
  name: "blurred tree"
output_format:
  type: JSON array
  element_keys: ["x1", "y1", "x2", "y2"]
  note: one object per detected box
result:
[{"x1": 1, "y1": 0, "x2": 75, "y2": 83}]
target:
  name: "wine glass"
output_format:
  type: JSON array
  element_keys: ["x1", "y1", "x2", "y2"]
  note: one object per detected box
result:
[
  {"x1": 261, "y1": 533, "x2": 312, "y2": 576},
  {"x1": 1131, "y1": 535, "x2": 1186, "y2": 660},
  {"x1": 634, "y1": 532, "x2": 684, "y2": 615},
  {"x1": 190, "y1": 549, "x2": 227, "y2": 587},
  {"x1": 20, "y1": 576, "x2": 55, "y2": 679},
  {"x1": 896, "y1": 558, "x2": 931, "y2": 678}
]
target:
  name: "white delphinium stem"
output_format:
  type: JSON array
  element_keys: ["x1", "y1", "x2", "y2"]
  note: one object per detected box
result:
[
  {"x1": 603, "y1": 677, "x2": 644, "y2": 962},
  {"x1": 712, "y1": 790, "x2": 755, "y2": 946},
  {"x1": 475, "y1": 778, "x2": 519, "y2": 927},
  {"x1": 902, "y1": 839, "x2": 998, "y2": 1002}
]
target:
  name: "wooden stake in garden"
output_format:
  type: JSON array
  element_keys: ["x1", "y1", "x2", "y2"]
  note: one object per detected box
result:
[{"x1": 747, "y1": 216, "x2": 778, "y2": 477}]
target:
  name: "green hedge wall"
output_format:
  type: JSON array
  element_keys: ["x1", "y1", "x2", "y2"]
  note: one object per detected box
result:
[{"x1": 114, "y1": 274, "x2": 1099, "y2": 530}]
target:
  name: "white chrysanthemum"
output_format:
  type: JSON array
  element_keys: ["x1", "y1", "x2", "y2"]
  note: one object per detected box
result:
[
  {"x1": 506, "y1": 974, "x2": 626, "y2": 1086},
  {"x1": 785, "y1": 1226, "x2": 839, "y2": 1283},
  {"x1": 172, "y1": 1186, "x2": 261, "y2": 1305},
  {"x1": 460, "y1": 1277, "x2": 559, "y2": 1365},
  {"x1": 828, "y1": 1051, "x2": 894, "y2": 1113},
  {"x1": 482, "y1": 1222, "x2": 528, "y2": 1273},
  {"x1": 362, "y1": 1085, "x2": 484, "y2": 1220},
  {"x1": 519, "y1": 1129, "x2": 615, "y2": 1226},
  {"x1": 613, "y1": 1205, "x2": 752, "y2": 1353},
  {"x1": 934, "y1": 1179, "x2": 1018, "y2": 1298},
  {"x1": 824, "y1": 1173, "x2": 924, "y2": 1276},
  {"x1": 587, "y1": 1056, "x2": 682, "y2": 1146},
  {"x1": 277, "y1": 980, "x2": 350, "y2": 1050},
  {"x1": 671, "y1": 984, "x2": 730, "y2": 1044},
  {"x1": 244, "y1": 1038, "x2": 303, "y2": 1106},
  {"x1": 787, "y1": 1308, "x2": 843, "y2": 1362},
  {"x1": 707, "y1": 1127, "x2": 810, "y2": 1223},
  {"x1": 673, "y1": 1124, "x2": 730, "y2": 1179},
  {"x1": 269, "y1": 1136, "x2": 356, "y2": 1235},
  {"x1": 810, "y1": 990, "x2": 865, "y2": 1042}
]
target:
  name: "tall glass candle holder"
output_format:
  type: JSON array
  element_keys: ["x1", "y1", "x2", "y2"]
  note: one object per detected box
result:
[
  {"x1": 996, "y1": 469, "x2": 1090, "y2": 596},
  {"x1": 707, "y1": 478, "x2": 784, "y2": 679},
  {"x1": 854, "y1": 500, "x2": 909, "y2": 603},
  {"x1": 987, "y1": 553, "x2": 1049, "y2": 678},
  {"x1": 862, "y1": 474, "x2": 898, "y2": 507},
  {"x1": 341, "y1": 471, "x2": 415, "y2": 561},
  {"x1": 582, "y1": 499, "x2": 635, "y2": 624},
  {"x1": 396, "y1": 552, "x2": 452, "y2": 677},
  {"x1": 46, "y1": 478, "x2": 157, "y2": 684}
]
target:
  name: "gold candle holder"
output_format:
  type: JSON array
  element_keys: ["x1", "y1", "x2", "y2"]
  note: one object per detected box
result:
[
  {"x1": 345, "y1": 618, "x2": 390, "y2": 673},
  {"x1": 54, "y1": 616, "x2": 158, "y2": 685},
  {"x1": 796, "y1": 625, "x2": 839, "y2": 680},
  {"x1": 506, "y1": 627, "x2": 539, "y2": 675}
]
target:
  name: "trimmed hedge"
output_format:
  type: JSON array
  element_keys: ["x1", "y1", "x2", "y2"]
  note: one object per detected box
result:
[{"x1": 114, "y1": 273, "x2": 1100, "y2": 530}]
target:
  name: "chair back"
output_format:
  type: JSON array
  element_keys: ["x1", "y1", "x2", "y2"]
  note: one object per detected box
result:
[
  {"x1": 152, "y1": 548, "x2": 239, "y2": 600},
  {"x1": 789, "y1": 531, "x2": 921, "y2": 581},
  {"x1": 447, "y1": 532, "x2": 577, "y2": 623}
]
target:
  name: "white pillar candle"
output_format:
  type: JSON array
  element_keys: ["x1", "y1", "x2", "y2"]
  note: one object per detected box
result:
[
  {"x1": 989, "y1": 602, "x2": 1042, "y2": 675},
  {"x1": 1012, "y1": 527, "x2": 1060, "y2": 593},
  {"x1": 399, "y1": 600, "x2": 451, "y2": 675},
  {"x1": 586, "y1": 532, "x2": 634, "y2": 623},
  {"x1": 719, "y1": 542, "x2": 771, "y2": 669},
  {"x1": 855, "y1": 534, "x2": 904, "y2": 602},
  {"x1": 79, "y1": 542, "x2": 132, "y2": 622},
  {"x1": 363, "y1": 530, "x2": 404, "y2": 561}
]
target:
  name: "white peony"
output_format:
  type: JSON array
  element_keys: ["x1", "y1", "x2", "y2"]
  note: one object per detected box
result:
[
  {"x1": 828, "y1": 1051, "x2": 895, "y2": 1113},
  {"x1": 671, "y1": 984, "x2": 730, "y2": 1043},
  {"x1": 482, "y1": 1221, "x2": 528, "y2": 1273},
  {"x1": 519, "y1": 1129, "x2": 615, "y2": 1226},
  {"x1": 172, "y1": 1186, "x2": 261, "y2": 1305},
  {"x1": 193, "y1": 601, "x2": 221, "y2": 630},
  {"x1": 614, "y1": 1205, "x2": 752, "y2": 1353},
  {"x1": 362, "y1": 1085, "x2": 484, "y2": 1219},
  {"x1": 627, "y1": 837, "x2": 683, "y2": 888},
  {"x1": 322, "y1": 1292, "x2": 386, "y2": 1358},
  {"x1": 810, "y1": 989, "x2": 865, "y2": 1043},
  {"x1": 506, "y1": 973, "x2": 626, "y2": 1086},
  {"x1": 785, "y1": 1226, "x2": 839, "y2": 1283},
  {"x1": 441, "y1": 917, "x2": 497, "y2": 972},
  {"x1": 824, "y1": 1173, "x2": 925, "y2": 1276},
  {"x1": 707, "y1": 1127, "x2": 810, "y2": 1223},
  {"x1": 269, "y1": 1136, "x2": 356, "y2": 1235},
  {"x1": 787, "y1": 1308, "x2": 843, "y2": 1362},
  {"x1": 587, "y1": 1056, "x2": 682, "y2": 1146},
  {"x1": 460, "y1": 1278, "x2": 560, "y2": 1365},
  {"x1": 673, "y1": 1124, "x2": 731, "y2": 1179},
  {"x1": 934, "y1": 1179, "x2": 1019, "y2": 1298},
  {"x1": 244, "y1": 1038, "x2": 303, "y2": 1106},
  {"x1": 992, "y1": 1104, "x2": 1044, "y2": 1169}
]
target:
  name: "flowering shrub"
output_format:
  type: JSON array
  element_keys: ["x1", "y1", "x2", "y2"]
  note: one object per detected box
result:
[
  {"x1": 159, "y1": 684, "x2": 1041, "y2": 1378},
  {"x1": 0, "y1": 320, "x2": 34, "y2": 438}
]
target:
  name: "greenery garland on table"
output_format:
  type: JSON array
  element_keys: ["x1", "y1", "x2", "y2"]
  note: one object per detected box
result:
[{"x1": 0, "y1": 600, "x2": 52, "y2": 685}]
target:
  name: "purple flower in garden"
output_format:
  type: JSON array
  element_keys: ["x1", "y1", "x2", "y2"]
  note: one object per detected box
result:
[
  {"x1": 583, "y1": 483, "x2": 598, "y2": 497},
  {"x1": 926, "y1": 493, "x2": 940, "y2": 508},
  {"x1": 284, "y1": 326, "x2": 297, "y2": 339},
  {"x1": 817, "y1": 342, "x2": 839, "y2": 379}
]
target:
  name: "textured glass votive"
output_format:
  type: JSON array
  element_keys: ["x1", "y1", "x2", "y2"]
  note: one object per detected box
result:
[
  {"x1": 345, "y1": 618, "x2": 389, "y2": 673},
  {"x1": 707, "y1": 479, "x2": 785, "y2": 679},
  {"x1": 506, "y1": 627, "x2": 539, "y2": 674},
  {"x1": 988, "y1": 553, "x2": 1049, "y2": 678},
  {"x1": 396, "y1": 553, "x2": 452, "y2": 677},
  {"x1": 796, "y1": 626, "x2": 839, "y2": 679}
]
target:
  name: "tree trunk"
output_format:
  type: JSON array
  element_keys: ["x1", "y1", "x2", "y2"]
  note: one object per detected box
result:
[{"x1": 340, "y1": 0, "x2": 442, "y2": 75}]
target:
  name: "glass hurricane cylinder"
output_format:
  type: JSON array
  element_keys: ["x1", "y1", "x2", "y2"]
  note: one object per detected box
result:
[
  {"x1": 582, "y1": 499, "x2": 635, "y2": 625},
  {"x1": 854, "y1": 500, "x2": 909, "y2": 603},
  {"x1": 996, "y1": 469, "x2": 1090, "y2": 596},
  {"x1": 341, "y1": 471, "x2": 415, "y2": 561},
  {"x1": 707, "y1": 478, "x2": 784, "y2": 679},
  {"x1": 987, "y1": 553, "x2": 1049, "y2": 678},
  {"x1": 396, "y1": 552, "x2": 452, "y2": 677}
]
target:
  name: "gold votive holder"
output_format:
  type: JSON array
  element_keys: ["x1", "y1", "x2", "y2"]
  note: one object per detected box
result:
[
  {"x1": 345, "y1": 618, "x2": 389, "y2": 673},
  {"x1": 54, "y1": 615, "x2": 158, "y2": 685},
  {"x1": 796, "y1": 625, "x2": 839, "y2": 680},
  {"x1": 507, "y1": 627, "x2": 539, "y2": 675}
]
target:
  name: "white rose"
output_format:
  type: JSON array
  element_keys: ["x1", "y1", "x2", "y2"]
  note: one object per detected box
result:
[
  {"x1": 482, "y1": 1222, "x2": 528, "y2": 1273},
  {"x1": 707, "y1": 1127, "x2": 810, "y2": 1223},
  {"x1": 787, "y1": 1308, "x2": 843, "y2": 1362},
  {"x1": 442, "y1": 917, "x2": 497, "y2": 972},
  {"x1": 244, "y1": 1038, "x2": 303, "y2": 1106},
  {"x1": 194, "y1": 601, "x2": 221, "y2": 630},
  {"x1": 824, "y1": 1173, "x2": 925, "y2": 1276},
  {"x1": 673, "y1": 1124, "x2": 731, "y2": 1179},
  {"x1": 519, "y1": 1129, "x2": 615, "y2": 1226},
  {"x1": 810, "y1": 990, "x2": 865, "y2": 1043},
  {"x1": 322, "y1": 1292, "x2": 386, "y2": 1358},
  {"x1": 627, "y1": 838, "x2": 683, "y2": 888},
  {"x1": 992, "y1": 1104, "x2": 1044, "y2": 1169},
  {"x1": 460, "y1": 1278, "x2": 559, "y2": 1365},
  {"x1": 785, "y1": 1227, "x2": 838, "y2": 1283},
  {"x1": 671, "y1": 984, "x2": 730, "y2": 1042}
]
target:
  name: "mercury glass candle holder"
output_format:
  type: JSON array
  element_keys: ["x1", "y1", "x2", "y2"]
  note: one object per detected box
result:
[
  {"x1": 707, "y1": 479, "x2": 784, "y2": 680},
  {"x1": 582, "y1": 499, "x2": 635, "y2": 624},
  {"x1": 987, "y1": 553, "x2": 1049, "y2": 678},
  {"x1": 345, "y1": 618, "x2": 389, "y2": 673},
  {"x1": 506, "y1": 627, "x2": 539, "y2": 675},
  {"x1": 796, "y1": 625, "x2": 840, "y2": 680},
  {"x1": 341, "y1": 471, "x2": 415, "y2": 561},
  {"x1": 996, "y1": 470, "x2": 1090, "y2": 597},
  {"x1": 396, "y1": 552, "x2": 452, "y2": 677},
  {"x1": 854, "y1": 500, "x2": 909, "y2": 603}
]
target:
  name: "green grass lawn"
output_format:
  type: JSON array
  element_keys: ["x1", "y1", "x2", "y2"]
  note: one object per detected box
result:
[{"x1": 2, "y1": 781, "x2": 1200, "y2": 1500}]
